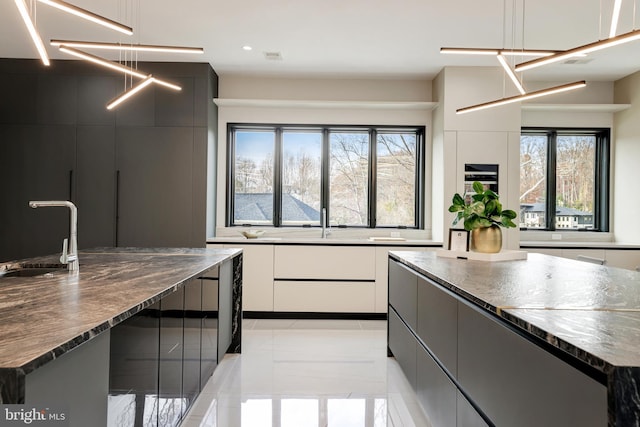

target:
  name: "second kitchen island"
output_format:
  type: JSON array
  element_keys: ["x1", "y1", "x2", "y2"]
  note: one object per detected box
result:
[{"x1": 388, "y1": 251, "x2": 640, "y2": 427}]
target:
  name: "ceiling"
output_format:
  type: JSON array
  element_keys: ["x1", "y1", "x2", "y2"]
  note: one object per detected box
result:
[{"x1": 2, "y1": 0, "x2": 640, "y2": 82}]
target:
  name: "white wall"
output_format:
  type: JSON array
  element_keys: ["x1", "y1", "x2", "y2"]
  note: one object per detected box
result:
[
  {"x1": 614, "y1": 71, "x2": 640, "y2": 243},
  {"x1": 219, "y1": 75, "x2": 432, "y2": 101},
  {"x1": 435, "y1": 67, "x2": 521, "y2": 250},
  {"x1": 214, "y1": 76, "x2": 433, "y2": 238},
  {"x1": 431, "y1": 71, "x2": 446, "y2": 243},
  {"x1": 522, "y1": 81, "x2": 615, "y2": 128}
]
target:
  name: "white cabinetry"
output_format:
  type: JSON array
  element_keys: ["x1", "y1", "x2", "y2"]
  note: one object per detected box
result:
[
  {"x1": 208, "y1": 242, "x2": 437, "y2": 314},
  {"x1": 208, "y1": 243, "x2": 275, "y2": 311},
  {"x1": 274, "y1": 245, "x2": 375, "y2": 279},
  {"x1": 274, "y1": 245, "x2": 376, "y2": 313},
  {"x1": 525, "y1": 247, "x2": 640, "y2": 270},
  {"x1": 605, "y1": 250, "x2": 640, "y2": 270}
]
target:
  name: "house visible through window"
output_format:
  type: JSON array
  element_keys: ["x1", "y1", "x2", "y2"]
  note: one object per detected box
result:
[
  {"x1": 520, "y1": 128, "x2": 609, "y2": 231},
  {"x1": 228, "y1": 124, "x2": 425, "y2": 229}
]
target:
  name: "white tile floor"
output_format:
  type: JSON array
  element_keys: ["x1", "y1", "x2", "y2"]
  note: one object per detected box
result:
[{"x1": 181, "y1": 319, "x2": 431, "y2": 427}]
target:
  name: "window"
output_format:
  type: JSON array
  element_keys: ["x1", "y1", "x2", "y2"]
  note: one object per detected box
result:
[
  {"x1": 228, "y1": 124, "x2": 424, "y2": 228},
  {"x1": 520, "y1": 128, "x2": 609, "y2": 231}
]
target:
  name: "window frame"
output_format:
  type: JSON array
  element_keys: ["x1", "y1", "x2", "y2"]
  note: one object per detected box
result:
[
  {"x1": 227, "y1": 123, "x2": 426, "y2": 229},
  {"x1": 520, "y1": 127, "x2": 610, "y2": 232}
]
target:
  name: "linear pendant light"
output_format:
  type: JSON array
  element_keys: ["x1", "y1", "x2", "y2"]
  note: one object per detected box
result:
[
  {"x1": 496, "y1": 54, "x2": 526, "y2": 94},
  {"x1": 50, "y1": 39, "x2": 204, "y2": 54},
  {"x1": 37, "y1": 0, "x2": 133, "y2": 35},
  {"x1": 440, "y1": 47, "x2": 561, "y2": 57},
  {"x1": 610, "y1": 0, "x2": 623, "y2": 38},
  {"x1": 107, "y1": 75, "x2": 154, "y2": 110},
  {"x1": 14, "y1": 0, "x2": 50, "y2": 66},
  {"x1": 456, "y1": 81, "x2": 586, "y2": 114},
  {"x1": 515, "y1": 29, "x2": 640, "y2": 72},
  {"x1": 58, "y1": 46, "x2": 181, "y2": 91}
]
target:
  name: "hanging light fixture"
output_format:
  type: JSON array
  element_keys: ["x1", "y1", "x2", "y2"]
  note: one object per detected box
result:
[
  {"x1": 610, "y1": 0, "x2": 624, "y2": 37},
  {"x1": 14, "y1": 0, "x2": 50, "y2": 66},
  {"x1": 456, "y1": 81, "x2": 586, "y2": 114},
  {"x1": 497, "y1": 54, "x2": 526, "y2": 94},
  {"x1": 50, "y1": 39, "x2": 203, "y2": 54},
  {"x1": 58, "y1": 46, "x2": 181, "y2": 91},
  {"x1": 515, "y1": 28, "x2": 640, "y2": 72},
  {"x1": 37, "y1": 0, "x2": 133, "y2": 35},
  {"x1": 107, "y1": 75, "x2": 155, "y2": 110},
  {"x1": 440, "y1": 47, "x2": 561, "y2": 57}
]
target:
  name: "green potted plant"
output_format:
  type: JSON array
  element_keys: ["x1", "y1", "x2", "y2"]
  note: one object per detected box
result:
[{"x1": 448, "y1": 181, "x2": 517, "y2": 253}]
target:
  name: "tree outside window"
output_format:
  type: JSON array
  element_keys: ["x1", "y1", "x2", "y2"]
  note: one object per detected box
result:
[
  {"x1": 229, "y1": 125, "x2": 424, "y2": 229},
  {"x1": 520, "y1": 129, "x2": 608, "y2": 231}
]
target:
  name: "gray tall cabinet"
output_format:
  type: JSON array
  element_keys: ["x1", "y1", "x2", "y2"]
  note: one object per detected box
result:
[{"x1": 0, "y1": 59, "x2": 218, "y2": 261}]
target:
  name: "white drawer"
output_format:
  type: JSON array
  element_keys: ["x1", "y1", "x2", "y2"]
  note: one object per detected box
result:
[
  {"x1": 273, "y1": 281, "x2": 375, "y2": 312},
  {"x1": 274, "y1": 245, "x2": 375, "y2": 280}
]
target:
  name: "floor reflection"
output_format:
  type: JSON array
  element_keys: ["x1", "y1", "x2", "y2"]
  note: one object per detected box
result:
[
  {"x1": 238, "y1": 397, "x2": 385, "y2": 427},
  {"x1": 182, "y1": 319, "x2": 430, "y2": 427}
]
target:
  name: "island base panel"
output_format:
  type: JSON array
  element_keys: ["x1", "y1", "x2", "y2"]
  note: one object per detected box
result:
[{"x1": 26, "y1": 331, "x2": 110, "y2": 427}]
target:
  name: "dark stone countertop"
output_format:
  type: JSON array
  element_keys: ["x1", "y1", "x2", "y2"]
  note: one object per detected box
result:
[
  {"x1": 389, "y1": 250, "x2": 640, "y2": 373},
  {"x1": 0, "y1": 247, "x2": 241, "y2": 374}
]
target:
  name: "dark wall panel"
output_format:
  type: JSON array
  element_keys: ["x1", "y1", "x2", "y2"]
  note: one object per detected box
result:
[
  {"x1": 37, "y1": 74, "x2": 77, "y2": 125},
  {"x1": 156, "y1": 77, "x2": 195, "y2": 127},
  {"x1": 76, "y1": 126, "x2": 116, "y2": 249},
  {"x1": 115, "y1": 127, "x2": 194, "y2": 247},
  {"x1": 115, "y1": 85, "x2": 156, "y2": 127},
  {"x1": 193, "y1": 76, "x2": 208, "y2": 128},
  {"x1": 0, "y1": 59, "x2": 218, "y2": 262},
  {"x1": 77, "y1": 75, "x2": 118, "y2": 126},
  {"x1": 193, "y1": 127, "x2": 208, "y2": 247},
  {"x1": 0, "y1": 74, "x2": 37, "y2": 124}
]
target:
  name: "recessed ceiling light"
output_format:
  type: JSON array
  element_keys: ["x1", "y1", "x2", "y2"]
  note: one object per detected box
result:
[{"x1": 242, "y1": 45, "x2": 252, "y2": 51}]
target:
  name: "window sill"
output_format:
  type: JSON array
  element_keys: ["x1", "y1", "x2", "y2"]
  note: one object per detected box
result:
[{"x1": 520, "y1": 230, "x2": 613, "y2": 244}]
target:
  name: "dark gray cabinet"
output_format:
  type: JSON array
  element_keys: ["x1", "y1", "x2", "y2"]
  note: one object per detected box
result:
[
  {"x1": 0, "y1": 59, "x2": 217, "y2": 262},
  {"x1": 416, "y1": 345, "x2": 456, "y2": 427},
  {"x1": 0, "y1": 125, "x2": 76, "y2": 260},
  {"x1": 108, "y1": 301, "x2": 161, "y2": 426},
  {"x1": 456, "y1": 391, "x2": 489, "y2": 427},
  {"x1": 200, "y1": 273, "x2": 219, "y2": 387},
  {"x1": 416, "y1": 276, "x2": 457, "y2": 376},
  {"x1": 76, "y1": 126, "x2": 116, "y2": 249},
  {"x1": 115, "y1": 128, "x2": 195, "y2": 248},
  {"x1": 108, "y1": 262, "x2": 230, "y2": 427},
  {"x1": 457, "y1": 301, "x2": 606, "y2": 427},
  {"x1": 388, "y1": 257, "x2": 608, "y2": 427},
  {"x1": 388, "y1": 309, "x2": 417, "y2": 390},
  {"x1": 388, "y1": 260, "x2": 418, "y2": 329},
  {"x1": 159, "y1": 287, "x2": 185, "y2": 427},
  {"x1": 183, "y1": 279, "x2": 203, "y2": 410}
]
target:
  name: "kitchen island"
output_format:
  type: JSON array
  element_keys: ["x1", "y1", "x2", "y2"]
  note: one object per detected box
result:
[
  {"x1": 0, "y1": 247, "x2": 242, "y2": 426},
  {"x1": 388, "y1": 251, "x2": 640, "y2": 427}
]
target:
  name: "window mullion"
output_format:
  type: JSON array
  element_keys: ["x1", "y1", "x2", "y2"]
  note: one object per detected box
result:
[
  {"x1": 274, "y1": 128, "x2": 283, "y2": 227},
  {"x1": 547, "y1": 131, "x2": 557, "y2": 231},
  {"x1": 369, "y1": 129, "x2": 376, "y2": 228},
  {"x1": 595, "y1": 130, "x2": 610, "y2": 231},
  {"x1": 415, "y1": 129, "x2": 424, "y2": 229},
  {"x1": 226, "y1": 126, "x2": 236, "y2": 226},
  {"x1": 321, "y1": 128, "x2": 330, "y2": 225}
]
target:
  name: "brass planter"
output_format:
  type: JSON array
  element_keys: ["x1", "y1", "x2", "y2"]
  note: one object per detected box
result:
[{"x1": 471, "y1": 225, "x2": 502, "y2": 253}]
